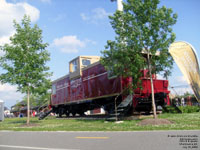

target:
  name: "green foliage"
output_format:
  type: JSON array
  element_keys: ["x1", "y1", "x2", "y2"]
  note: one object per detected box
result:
[
  {"x1": 183, "y1": 92, "x2": 194, "y2": 98},
  {"x1": 0, "y1": 15, "x2": 51, "y2": 124},
  {"x1": 101, "y1": 0, "x2": 177, "y2": 88},
  {"x1": 163, "y1": 105, "x2": 200, "y2": 113},
  {"x1": 178, "y1": 106, "x2": 200, "y2": 113},
  {"x1": 0, "y1": 15, "x2": 51, "y2": 94},
  {"x1": 22, "y1": 92, "x2": 50, "y2": 107},
  {"x1": 162, "y1": 106, "x2": 181, "y2": 113}
]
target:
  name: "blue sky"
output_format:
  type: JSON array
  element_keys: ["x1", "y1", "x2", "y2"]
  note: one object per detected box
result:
[{"x1": 0, "y1": 0, "x2": 200, "y2": 108}]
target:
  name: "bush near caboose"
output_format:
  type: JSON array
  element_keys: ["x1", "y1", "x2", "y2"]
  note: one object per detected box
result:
[
  {"x1": 163, "y1": 106, "x2": 200, "y2": 113},
  {"x1": 179, "y1": 106, "x2": 200, "y2": 113}
]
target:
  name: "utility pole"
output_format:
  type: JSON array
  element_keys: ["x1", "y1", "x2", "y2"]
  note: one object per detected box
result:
[
  {"x1": 111, "y1": 0, "x2": 123, "y2": 11},
  {"x1": 117, "y1": 0, "x2": 123, "y2": 11},
  {"x1": 111, "y1": 0, "x2": 123, "y2": 121}
]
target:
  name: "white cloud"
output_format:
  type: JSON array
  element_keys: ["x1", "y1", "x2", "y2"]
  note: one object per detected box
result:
[
  {"x1": 80, "y1": 8, "x2": 111, "y2": 24},
  {"x1": 50, "y1": 14, "x2": 66, "y2": 22},
  {"x1": 0, "y1": 83, "x2": 17, "y2": 92},
  {"x1": 0, "y1": 0, "x2": 40, "y2": 45},
  {"x1": 0, "y1": 82, "x2": 24, "y2": 108},
  {"x1": 53, "y1": 35, "x2": 85, "y2": 53},
  {"x1": 169, "y1": 75, "x2": 193, "y2": 95},
  {"x1": 169, "y1": 86, "x2": 193, "y2": 96},
  {"x1": 84, "y1": 39, "x2": 97, "y2": 45},
  {"x1": 52, "y1": 35, "x2": 96, "y2": 53},
  {"x1": 0, "y1": 0, "x2": 39, "y2": 107},
  {"x1": 169, "y1": 75, "x2": 188, "y2": 87},
  {"x1": 177, "y1": 76, "x2": 188, "y2": 84},
  {"x1": 80, "y1": 13, "x2": 89, "y2": 21},
  {"x1": 92, "y1": 8, "x2": 111, "y2": 19},
  {"x1": 0, "y1": 34, "x2": 10, "y2": 56},
  {"x1": 157, "y1": 74, "x2": 165, "y2": 80},
  {"x1": 0, "y1": 35, "x2": 11, "y2": 46},
  {"x1": 40, "y1": 0, "x2": 51, "y2": 3}
]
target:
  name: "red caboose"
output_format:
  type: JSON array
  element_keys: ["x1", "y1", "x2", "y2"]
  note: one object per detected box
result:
[{"x1": 50, "y1": 56, "x2": 170, "y2": 117}]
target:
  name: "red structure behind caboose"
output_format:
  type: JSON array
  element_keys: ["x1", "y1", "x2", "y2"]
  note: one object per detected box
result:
[{"x1": 50, "y1": 56, "x2": 170, "y2": 117}]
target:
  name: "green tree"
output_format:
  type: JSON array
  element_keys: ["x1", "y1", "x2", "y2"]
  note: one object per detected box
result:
[
  {"x1": 0, "y1": 15, "x2": 51, "y2": 124},
  {"x1": 22, "y1": 80, "x2": 51, "y2": 107},
  {"x1": 101, "y1": 0, "x2": 177, "y2": 118},
  {"x1": 183, "y1": 91, "x2": 194, "y2": 98},
  {"x1": 22, "y1": 92, "x2": 51, "y2": 108}
]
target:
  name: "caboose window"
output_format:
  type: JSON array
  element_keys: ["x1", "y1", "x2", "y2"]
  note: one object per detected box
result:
[
  {"x1": 72, "y1": 59, "x2": 78, "y2": 72},
  {"x1": 52, "y1": 84, "x2": 56, "y2": 95},
  {"x1": 82, "y1": 59, "x2": 91, "y2": 67}
]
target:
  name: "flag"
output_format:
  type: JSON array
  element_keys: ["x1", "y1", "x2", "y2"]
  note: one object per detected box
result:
[{"x1": 169, "y1": 41, "x2": 200, "y2": 103}]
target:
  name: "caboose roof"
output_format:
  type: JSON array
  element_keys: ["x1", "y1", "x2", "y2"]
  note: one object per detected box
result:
[
  {"x1": 69, "y1": 55, "x2": 100, "y2": 62},
  {"x1": 51, "y1": 74, "x2": 69, "y2": 84},
  {"x1": 52, "y1": 55, "x2": 101, "y2": 83}
]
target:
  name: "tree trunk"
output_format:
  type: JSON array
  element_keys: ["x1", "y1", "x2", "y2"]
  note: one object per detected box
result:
[
  {"x1": 147, "y1": 51, "x2": 157, "y2": 119},
  {"x1": 27, "y1": 88, "x2": 30, "y2": 125},
  {"x1": 150, "y1": 71, "x2": 157, "y2": 119}
]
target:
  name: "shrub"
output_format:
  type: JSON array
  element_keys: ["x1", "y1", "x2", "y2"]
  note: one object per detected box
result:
[
  {"x1": 162, "y1": 106, "x2": 180, "y2": 113},
  {"x1": 178, "y1": 106, "x2": 200, "y2": 113},
  {"x1": 162, "y1": 105, "x2": 200, "y2": 113}
]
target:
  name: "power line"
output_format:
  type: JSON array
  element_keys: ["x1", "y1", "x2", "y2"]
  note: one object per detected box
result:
[{"x1": 170, "y1": 85, "x2": 190, "y2": 88}]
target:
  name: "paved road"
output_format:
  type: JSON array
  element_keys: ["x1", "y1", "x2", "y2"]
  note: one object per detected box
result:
[{"x1": 0, "y1": 131, "x2": 199, "y2": 150}]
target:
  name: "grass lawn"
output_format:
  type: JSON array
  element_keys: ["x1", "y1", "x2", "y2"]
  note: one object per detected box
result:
[{"x1": 0, "y1": 112, "x2": 200, "y2": 131}]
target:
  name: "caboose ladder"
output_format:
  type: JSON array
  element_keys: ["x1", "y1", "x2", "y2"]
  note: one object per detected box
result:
[{"x1": 107, "y1": 95, "x2": 133, "y2": 121}]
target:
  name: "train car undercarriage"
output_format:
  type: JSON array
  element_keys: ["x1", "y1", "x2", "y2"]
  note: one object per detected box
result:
[{"x1": 49, "y1": 92, "x2": 167, "y2": 118}]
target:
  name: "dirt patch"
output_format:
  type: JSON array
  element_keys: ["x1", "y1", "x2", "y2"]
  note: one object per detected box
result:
[
  {"x1": 138, "y1": 118, "x2": 173, "y2": 126},
  {"x1": 20, "y1": 123, "x2": 40, "y2": 127}
]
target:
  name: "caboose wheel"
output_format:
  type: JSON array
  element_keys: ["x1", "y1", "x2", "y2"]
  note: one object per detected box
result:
[
  {"x1": 58, "y1": 108, "x2": 64, "y2": 118},
  {"x1": 78, "y1": 111, "x2": 85, "y2": 116},
  {"x1": 72, "y1": 112, "x2": 76, "y2": 116},
  {"x1": 65, "y1": 112, "x2": 69, "y2": 117},
  {"x1": 59, "y1": 112, "x2": 62, "y2": 118}
]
